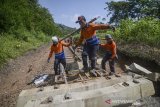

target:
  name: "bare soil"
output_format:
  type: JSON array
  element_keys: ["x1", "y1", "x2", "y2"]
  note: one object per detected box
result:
[
  {"x1": 0, "y1": 43, "x2": 54, "y2": 107},
  {"x1": 116, "y1": 42, "x2": 160, "y2": 73}
]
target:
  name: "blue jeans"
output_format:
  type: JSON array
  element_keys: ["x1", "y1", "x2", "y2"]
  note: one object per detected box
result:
[
  {"x1": 82, "y1": 44, "x2": 99, "y2": 69},
  {"x1": 101, "y1": 52, "x2": 115, "y2": 73},
  {"x1": 54, "y1": 58, "x2": 67, "y2": 75}
]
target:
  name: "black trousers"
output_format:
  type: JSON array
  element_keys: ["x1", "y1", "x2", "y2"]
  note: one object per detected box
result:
[
  {"x1": 101, "y1": 52, "x2": 115, "y2": 73},
  {"x1": 82, "y1": 44, "x2": 99, "y2": 69},
  {"x1": 54, "y1": 58, "x2": 67, "y2": 75}
]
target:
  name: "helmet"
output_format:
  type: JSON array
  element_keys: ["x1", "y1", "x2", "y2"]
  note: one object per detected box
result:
[
  {"x1": 105, "y1": 34, "x2": 112, "y2": 39},
  {"x1": 76, "y1": 15, "x2": 86, "y2": 23},
  {"x1": 52, "y1": 36, "x2": 58, "y2": 44}
]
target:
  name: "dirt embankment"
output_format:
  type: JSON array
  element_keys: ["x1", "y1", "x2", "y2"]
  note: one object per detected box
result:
[
  {"x1": 0, "y1": 43, "x2": 54, "y2": 107},
  {"x1": 116, "y1": 42, "x2": 160, "y2": 73}
]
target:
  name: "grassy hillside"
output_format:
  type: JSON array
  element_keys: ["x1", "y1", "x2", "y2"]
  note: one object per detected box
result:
[
  {"x1": 56, "y1": 24, "x2": 76, "y2": 36},
  {"x1": 0, "y1": 0, "x2": 63, "y2": 67}
]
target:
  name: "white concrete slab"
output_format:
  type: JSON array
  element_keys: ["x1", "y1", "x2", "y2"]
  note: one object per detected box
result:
[
  {"x1": 17, "y1": 74, "x2": 132, "y2": 107},
  {"x1": 146, "y1": 72, "x2": 160, "y2": 81},
  {"x1": 129, "y1": 63, "x2": 152, "y2": 74},
  {"x1": 17, "y1": 74, "x2": 155, "y2": 107},
  {"x1": 18, "y1": 78, "x2": 155, "y2": 107}
]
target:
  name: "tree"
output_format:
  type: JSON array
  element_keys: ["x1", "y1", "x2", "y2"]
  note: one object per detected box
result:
[{"x1": 105, "y1": 0, "x2": 160, "y2": 24}]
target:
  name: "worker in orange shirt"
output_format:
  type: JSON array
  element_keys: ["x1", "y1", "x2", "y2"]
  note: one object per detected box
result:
[
  {"x1": 48, "y1": 36, "x2": 71, "y2": 75},
  {"x1": 75, "y1": 16, "x2": 115, "y2": 72},
  {"x1": 100, "y1": 34, "x2": 117, "y2": 75}
]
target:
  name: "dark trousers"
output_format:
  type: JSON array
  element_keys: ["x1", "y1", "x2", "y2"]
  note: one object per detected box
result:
[
  {"x1": 101, "y1": 52, "x2": 115, "y2": 73},
  {"x1": 82, "y1": 44, "x2": 99, "y2": 69},
  {"x1": 54, "y1": 58, "x2": 67, "y2": 75}
]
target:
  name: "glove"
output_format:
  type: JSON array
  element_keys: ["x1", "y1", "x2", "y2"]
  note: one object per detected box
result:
[
  {"x1": 47, "y1": 58, "x2": 50, "y2": 63},
  {"x1": 109, "y1": 25, "x2": 115, "y2": 32}
]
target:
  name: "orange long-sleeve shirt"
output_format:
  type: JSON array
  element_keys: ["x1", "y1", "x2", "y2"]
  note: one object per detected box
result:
[
  {"x1": 100, "y1": 41, "x2": 117, "y2": 59},
  {"x1": 48, "y1": 41, "x2": 70, "y2": 59},
  {"x1": 76, "y1": 23, "x2": 110, "y2": 45}
]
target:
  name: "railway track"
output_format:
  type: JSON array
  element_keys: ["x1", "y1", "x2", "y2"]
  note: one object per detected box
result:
[{"x1": 56, "y1": 46, "x2": 120, "y2": 85}]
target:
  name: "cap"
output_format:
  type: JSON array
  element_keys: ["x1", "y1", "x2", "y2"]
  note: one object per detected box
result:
[
  {"x1": 105, "y1": 34, "x2": 112, "y2": 39},
  {"x1": 76, "y1": 16, "x2": 86, "y2": 23}
]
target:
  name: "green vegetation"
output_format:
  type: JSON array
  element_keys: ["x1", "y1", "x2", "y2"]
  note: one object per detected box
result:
[
  {"x1": 97, "y1": 17, "x2": 160, "y2": 65},
  {"x1": 98, "y1": 18, "x2": 160, "y2": 48},
  {"x1": 0, "y1": 32, "x2": 50, "y2": 66},
  {"x1": 105, "y1": 0, "x2": 160, "y2": 24},
  {"x1": 102, "y1": 0, "x2": 160, "y2": 48},
  {"x1": 0, "y1": 0, "x2": 62, "y2": 35},
  {"x1": 116, "y1": 18, "x2": 160, "y2": 48},
  {"x1": 0, "y1": 0, "x2": 66, "y2": 67}
]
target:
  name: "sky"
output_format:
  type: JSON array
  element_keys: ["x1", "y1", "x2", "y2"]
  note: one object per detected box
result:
[{"x1": 38, "y1": 0, "x2": 121, "y2": 28}]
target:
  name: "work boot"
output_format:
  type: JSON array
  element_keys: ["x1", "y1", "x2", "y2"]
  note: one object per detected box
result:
[
  {"x1": 83, "y1": 67, "x2": 89, "y2": 72},
  {"x1": 115, "y1": 73, "x2": 121, "y2": 77},
  {"x1": 57, "y1": 75, "x2": 61, "y2": 80},
  {"x1": 65, "y1": 71, "x2": 68, "y2": 75},
  {"x1": 109, "y1": 72, "x2": 115, "y2": 76}
]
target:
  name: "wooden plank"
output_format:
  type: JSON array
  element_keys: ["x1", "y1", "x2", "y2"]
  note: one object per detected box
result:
[
  {"x1": 79, "y1": 74, "x2": 84, "y2": 81},
  {"x1": 95, "y1": 71, "x2": 102, "y2": 77},
  {"x1": 79, "y1": 74, "x2": 85, "y2": 83},
  {"x1": 85, "y1": 73, "x2": 91, "y2": 79}
]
